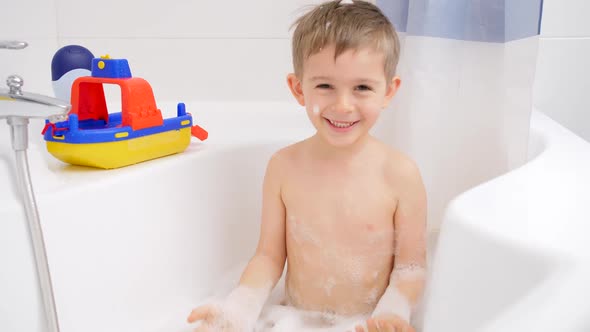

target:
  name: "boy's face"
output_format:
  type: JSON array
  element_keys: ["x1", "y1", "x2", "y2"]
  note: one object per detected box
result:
[{"x1": 287, "y1": 44, "x2": 400, "y2": 148}]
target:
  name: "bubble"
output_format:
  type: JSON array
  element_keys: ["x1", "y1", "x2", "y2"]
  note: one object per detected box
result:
[
  {"x1": 324, "y1": 277, "x2": 336, "y2": 296},
  {"x1": 256, "y1": 305, "x2": 365, "y2": 332},
  {"x1": 344, "y1": 256, "x2": 364, "y2": 283},
  {"x1": 288, "y1": 218, "x2": 320, "y2": 246},
  {"x1": 300, "y1": 309, "x2": 340, "y2": 328},
  {"x1": 392, "y1": 263, "x2": 426, "y2": 281},
  {"x1": 364, "y1": 287, "x2": 379, "y2": 306},
  {"x1": 312, "y1": 104, "x2": 320, "y2": 115}
]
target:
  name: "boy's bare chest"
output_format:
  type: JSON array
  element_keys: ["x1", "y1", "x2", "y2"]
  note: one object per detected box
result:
[{"x1": 282, "y1": 168, "x2": 396, "y2": 245}]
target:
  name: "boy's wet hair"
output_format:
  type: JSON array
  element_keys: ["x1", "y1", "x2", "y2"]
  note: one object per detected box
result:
[{"x1": 291, "y1": 0, "x2": 400, "y2": 81}]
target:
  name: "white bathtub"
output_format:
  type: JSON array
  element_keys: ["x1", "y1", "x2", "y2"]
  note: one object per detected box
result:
[
  {"x1": 1, "y1": 101, "x2": 315, "y2": 332},
  {"x1": 1, "y1": 103, "x2": 589, "y2": 332},
  {"x1": 422, "y1": 111, "x2": 590, "y2": 332}
]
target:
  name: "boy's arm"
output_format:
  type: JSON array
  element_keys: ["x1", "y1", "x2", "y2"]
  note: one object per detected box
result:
[
  {"x1": 238, "y1": 152, "x2": 287, "y2": 291},
  {"x1": 373, "y1": 159, "x2": 427, "y2": 323},
  {"x1": 188, "y1": 153, "x2": 287, "y2": 328}
]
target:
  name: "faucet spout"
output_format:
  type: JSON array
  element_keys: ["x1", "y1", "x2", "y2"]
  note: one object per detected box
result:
[
  {"x1": 0, "y1": 75, "x2": 71, "y2": 120},
  {"x1": 0, "y1": 40, "x2": 28, "y2": 49}
]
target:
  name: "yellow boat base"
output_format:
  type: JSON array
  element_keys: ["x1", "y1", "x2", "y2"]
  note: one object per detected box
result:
[{"x1": 46, "y1": 128, "x2": 191, "y2": 169}]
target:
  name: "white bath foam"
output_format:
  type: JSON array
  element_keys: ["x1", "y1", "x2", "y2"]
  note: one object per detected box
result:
[
  {"x1": 158, "y1": 230, "x2": 441, "y2": 332},
  {"x1": 256, "y1": 304, "x2": 367, "y2": 332},
  {"x1": 151, "y1": 302, "x2": 196, "y2": 332},
  {"x1": 150, "y1": 262, "x2": 251, "y2": 332},
  {"x1": 312, "y1": 104, "x2": 320, "y2": 116},
  {"x1": 372, "y1": 282, "x2": 411, "y2": 324},
  {"x1": 256, "y1": 279, "x2": 370, "y2": 332},
  {"x1": 323, "y1": 276, "x2": 336, "y2": 297},
  {"x1": 175, "y1": 261, "x2": 370, "y2": 332},
  {"x1": 288, "y1": 216, "x2": 321, "y2": 246},
  {"x1": 393, "y1": 263, "x2": 427, "y2": 281}
]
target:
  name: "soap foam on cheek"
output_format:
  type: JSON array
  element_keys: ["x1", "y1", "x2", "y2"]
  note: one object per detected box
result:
[{"x1": 312, "y1": 104, "x2": 320, "y2": 116}]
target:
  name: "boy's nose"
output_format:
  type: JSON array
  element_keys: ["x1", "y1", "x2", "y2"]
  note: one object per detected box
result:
[{"x1": 332, "y1": 93, "x2": 354, "y2": 113}]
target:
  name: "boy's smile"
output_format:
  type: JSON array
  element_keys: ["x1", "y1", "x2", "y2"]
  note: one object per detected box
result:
[
  {"x1": 324, "y1": 118, "x2": 360, "y2": 131},
  {"x1": 287, "y1": 44, "x2": 400, "y2": 149}
]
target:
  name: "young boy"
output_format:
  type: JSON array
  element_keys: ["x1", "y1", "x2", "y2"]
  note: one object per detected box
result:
[{"x1": 188, "y1": 1, "x2": 427, "y2": 331}]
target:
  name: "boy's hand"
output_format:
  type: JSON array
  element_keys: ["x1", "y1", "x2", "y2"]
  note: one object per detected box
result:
[
  {"x1": 187, "y1": 285, "x2": 270, "y2": 331},
  {"x1": 187, "y1": 304, "x2": 241, "y2": 332},
  {"x1": 354, "y1": 313, "x2": 415, "y2": 332}
]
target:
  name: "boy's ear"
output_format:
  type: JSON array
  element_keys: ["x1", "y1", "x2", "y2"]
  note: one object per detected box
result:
[
  {"x1": 383, "y1": 76, "x2": 402, "y2": 108},
  {"x1": 287, "y1": 73, "x2": 305, "y2": 106}
]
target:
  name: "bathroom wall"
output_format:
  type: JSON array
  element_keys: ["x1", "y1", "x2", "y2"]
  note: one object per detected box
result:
[
  {"x1": 2, "y1": 0, "x2": 589, "y2": 134},
  {"x1": 0, "y1": 0, "x2": 59, "y2": 96},
  {"x1": 1, "y1": 0, "x2": 328, "y2": 102},
  {"x1": 533, "y1": 0, "x2": 590, "y2": 142}
]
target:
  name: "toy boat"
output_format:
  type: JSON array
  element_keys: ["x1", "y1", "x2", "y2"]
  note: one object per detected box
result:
[{"x1": 43, "y1": 56, "x2": 208, "y2": 169}]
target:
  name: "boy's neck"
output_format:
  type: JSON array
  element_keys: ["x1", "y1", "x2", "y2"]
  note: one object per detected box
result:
[{"x1": 308, "y1": 133, "x2": 373, "y2": 162}]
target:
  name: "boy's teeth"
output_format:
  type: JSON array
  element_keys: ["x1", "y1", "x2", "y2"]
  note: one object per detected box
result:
[{"x1": 328, "y1": 119, "x2": 355, "y2": 128}]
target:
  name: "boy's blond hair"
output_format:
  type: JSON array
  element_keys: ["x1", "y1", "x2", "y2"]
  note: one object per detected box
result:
[{"x1": 291, "y1": 0, "x2": 400, "y2": 81}]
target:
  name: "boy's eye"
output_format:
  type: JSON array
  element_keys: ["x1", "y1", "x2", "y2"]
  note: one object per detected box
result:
[
  {"x1": 355, "y1": 85, "x2": 372, "y2": 91},
  {"x1": 316, "y1": 84, "x2": 332, "y2": 89}
]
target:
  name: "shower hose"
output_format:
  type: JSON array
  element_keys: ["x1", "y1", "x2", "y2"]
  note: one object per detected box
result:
[{"x1": 9, "y1": 116, "x2": 60, "y2": 332}]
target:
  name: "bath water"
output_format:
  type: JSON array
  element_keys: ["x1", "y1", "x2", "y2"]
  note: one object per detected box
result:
[
  {"x1": 152, "y1": 232, "x2": 436, "y2": 332},
  {"x1": 153, "y1": 261, "x2": 370, "y2": 332}
]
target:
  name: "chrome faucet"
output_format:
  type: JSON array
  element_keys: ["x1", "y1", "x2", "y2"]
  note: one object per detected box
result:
[
  {"x1": 1, "y1": 40, "x2": 66, "y2": 332},
  {"x1": 0, "y1": 40, "x2": 28, "y2": 50},
  {"x1": 0, "y1": 75, "x2": 70, "y2": 120}
]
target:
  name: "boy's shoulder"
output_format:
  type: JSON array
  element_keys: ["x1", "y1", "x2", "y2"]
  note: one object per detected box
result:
[
  {"x1": 270, "y1": 139, "x2": 304, "y2": 162},
  {"x1": 265, "y1": 139, "x2": 306, "y2": 174},
  {"x1": 375, "y1": 140, "x2": 422, "y2": 186}
]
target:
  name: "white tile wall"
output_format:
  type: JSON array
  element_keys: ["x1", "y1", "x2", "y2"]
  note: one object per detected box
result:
[
  {"x1": 539, "y1": 0, "x2": 590, "y2": 37},
  {"x1": 58, "y1": 38, "x2": 294, "y2": 102},
  {"x1": 1, "y1": 0, "x2": 58, "y2": 96},
  {"x1": 56, "y1": 0, "x2": 322, "y2": 39},
  {"x1": 1, "y1": 0, "x2": 59, "y2": 182},
  {"x1": 2, "y1": 0, "x2": 327, "y2": 102},
  {"x1": 53, "y1": 0, "x2": 590, "y2": 141},
  {"x1": 533, "y1": 38, "x2": 590, "y2": 141},
  {"x1": 52, "y1": 0, "x2": 325, "y2": 102},
  {"x1": 533, "y1": 0, "x2": 590, "y2": 142},
  {"x1": 2, "y1": 0, "x2": 588, "y2": 117},
  {"x1": 0, "y1": 0, "x2": 58, "y2": 40},
  {"x1": 0, "y1": 39, "x2": 58, "y2": 96}
]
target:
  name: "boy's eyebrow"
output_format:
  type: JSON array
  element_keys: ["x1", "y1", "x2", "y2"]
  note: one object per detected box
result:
[
  {"x1": 355, "y1": 78, "x2": 380, "y2": 85},
  {"x1": 310, "y1": 76, "x2": 333, "y2": 81},
  {"x1": 309, "y1": 76, "x2": 381, "y2": 85}
]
